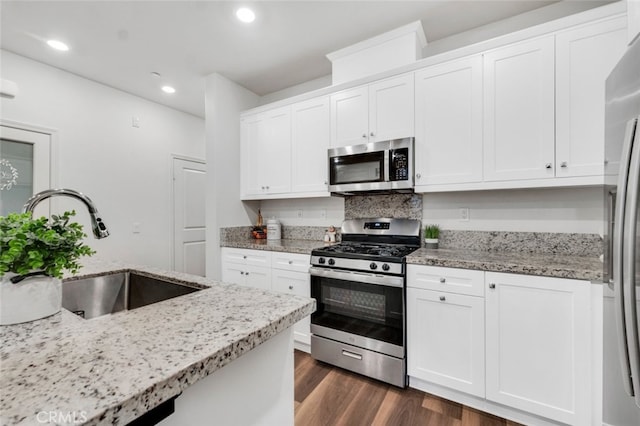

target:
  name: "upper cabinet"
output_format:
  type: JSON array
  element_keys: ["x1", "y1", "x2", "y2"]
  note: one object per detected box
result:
[
  {"x1": 241, "y1": 106, "x2": 292, "y2": 198},
  {"x1": 483, "y1": 36, "x2": 556, "y2": 182},
  {"x1": 555, "y1": 16, "x2": 627, "y2": 178},
  {"x1": 330, "y1": 74, "x2": 414, "y2": 147},
  {"x1": 414, "y1": 55, "x2": 483, "y2": 187},
  {"x1": 291, "y1": 96, "x2": 331, "y2": 195}
]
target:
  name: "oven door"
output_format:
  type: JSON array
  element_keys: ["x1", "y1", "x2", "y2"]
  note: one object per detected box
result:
[{"x1": 309, "y1": 266, "x2": 405, "y2": 358}]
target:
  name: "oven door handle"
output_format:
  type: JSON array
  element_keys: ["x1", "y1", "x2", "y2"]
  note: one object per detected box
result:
[{"x1": 309, "y1": 266, "x2": 404, "y2": 288}]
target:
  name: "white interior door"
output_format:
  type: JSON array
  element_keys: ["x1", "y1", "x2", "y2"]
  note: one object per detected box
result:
[
  {"x1": 0, "y1": 125, "x2": 51, "y2": 217},
  {"x1": 173, "y1": 157, "x2": 206, "y2": 276}
]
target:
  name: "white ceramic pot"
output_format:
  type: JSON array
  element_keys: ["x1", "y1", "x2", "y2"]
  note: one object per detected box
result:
[
  {"x1": 0, "y1": 273, "x2": 61, "y2": 325},
  {"x1": 425, "y1": 238, "x2": 439, "y2": 249}
]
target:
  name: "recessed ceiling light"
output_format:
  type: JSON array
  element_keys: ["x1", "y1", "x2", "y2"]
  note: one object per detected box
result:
[
  {"x1": 161, "y1": 86, "x2": 176, "y2": 94},
  {"x1": 236, "y1": 7, "x2": 255, "y2": 23},
  {"x1": 46, "y1": 40, "x2": 69, "y2": 51}
]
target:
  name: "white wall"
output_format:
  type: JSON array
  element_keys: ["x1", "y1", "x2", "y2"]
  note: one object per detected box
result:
[
  {"x1": 205, "y1": 73, "x2": 259, "y2": 280},
  {"x1": 422, "y1": 187, "x2": 604, "y2": 235},
  {"x1": 259, "y1": 197, "x2": 344, "y2": 227},
  {"x1": 0, "y1": 50, "x2": 205, "y2": 269}
]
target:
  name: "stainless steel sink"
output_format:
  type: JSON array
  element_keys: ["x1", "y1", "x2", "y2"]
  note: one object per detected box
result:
[{"x1": 62, "y1": 272, "x2": 201, "y2": 319}]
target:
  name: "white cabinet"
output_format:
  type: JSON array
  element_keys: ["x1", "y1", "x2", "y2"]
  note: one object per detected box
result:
[
  {"x1": 485, "y1": 272, "x2": 592, "y2": 425},
  {"x1": 483, "y1": 36, "x2": 556, "y2": 182},
  {"x1": 221, "y1": 248, "x2": 271, "y2": 290},
  {"x1": 271, "y1": 252, "x2": 311, "y2": 348},
  {"x1": 291, "y1": 96, "x2": 330, "y2": 195},
  {"x1": 221, "y1": 249, "x2": 312, "y2": 350},
  {"x1": 556, "y1": 16, "x2": 627, "y2": 178},
  {"x1": 407, "y1": 265, "x2": 485, "y2": 397},
  {"x1": 414, "y1": 55, "x2": 483, "y2": 187},
  {"x1": 241, "y1": 106, "x2": 291, "y2": 198},
  {"x1": 330, "y1": 74, "x2": 414, "y2": 147}
]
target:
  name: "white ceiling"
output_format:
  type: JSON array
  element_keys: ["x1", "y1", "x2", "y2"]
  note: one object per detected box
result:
[{"x1": 0, "y1": 1, "x2": 612, "y2": 118}]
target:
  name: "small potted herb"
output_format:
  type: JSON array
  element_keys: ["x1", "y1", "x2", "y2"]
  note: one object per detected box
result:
[
  {"x1": 424, "y1": 224, "x2": 440, "y2": 249},
  {"x1": 0, "y1": 211, "x2": 95, "y2": 325}
]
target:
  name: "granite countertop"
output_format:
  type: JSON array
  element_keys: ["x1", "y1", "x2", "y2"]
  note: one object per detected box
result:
[
  {"x1": 221, "y1": 238, "x2": 332, "y2": 254},
  {"x1": 221, "y1": 238, "x2": 603, "y2": 282},
  {"x1": 0, "y1": 259, "x2": 315, "y2": 426},
  {"x1": 406, "y1": 248, "x2": 603, "y2": 282}
]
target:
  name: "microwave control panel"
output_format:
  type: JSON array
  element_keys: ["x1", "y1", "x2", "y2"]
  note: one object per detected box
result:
[{"x1": 389, "y1": 148, "x2": 409, "y2": 181}]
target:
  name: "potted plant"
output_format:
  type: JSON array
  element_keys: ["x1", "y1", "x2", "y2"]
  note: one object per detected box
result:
[
  {"x1": 424, "y1": 224, "x2": 440, "y2": 249},
  {"x1": 0, "y1": 211, "x2": 95, "y2": 325}
]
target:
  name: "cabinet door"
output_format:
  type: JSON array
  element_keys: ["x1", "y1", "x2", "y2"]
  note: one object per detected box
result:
[
  {"x1": 556, "y1": 17, "x2": 627, "y2": 177},
  {"x1": 368, "y1": 74, "x2": 414, "y2": 142},
  {"x1": 260, "y1": 106, "x2": 292, "y2": 194},
  {"x1": 415, "y1": 56, "x2": 483, "y2": 186},
  {"x1": 244, "y1": 265, "x2": 271, "y2": 290},
  {"x1": 221, "y1": 263, "x2": 245, "y2": 285},
  {"x1": 291, "y1": 97, "x2": 330, "y2": 194},
  {"x1": 407, "y1": 287, "x2": 485, "y2": 397},
  {"x1": 241, "y1": 113, "x2": 266, "y2": 196},
  {"x1": 330, "y1": 86, "x2": 369, "y2": 147},
  {"x1": 483, "y1": 36, "x2": 555, "y2": 181},
  {"x1": 271, "y1": 269, "x2": 311, "y2": 345},
  {"x1": 485, "y1": 272, "x2": 591, "y2": 425}
]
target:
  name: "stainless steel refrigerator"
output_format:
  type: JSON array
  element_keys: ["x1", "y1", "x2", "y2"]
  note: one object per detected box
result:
[{"x1": 604, "y1": 33, "x2": 640, "y2": 425}]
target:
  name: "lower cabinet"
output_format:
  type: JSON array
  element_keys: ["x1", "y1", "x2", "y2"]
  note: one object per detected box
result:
[
  {"x1": 485, "y1": 272, "x2": 592, "y2": 425},
  {"x1": 407, "y1": 266, "x2": 596, "y2": 425},
  {"x1": 407, "y1": 287, "x2": 485, "y2": 397},
  {"x1": 221, "y1": 248, "x2": 311, "y2": 350}
]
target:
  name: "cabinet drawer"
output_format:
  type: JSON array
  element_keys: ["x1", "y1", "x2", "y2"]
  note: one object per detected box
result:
[
  {"x1": 221, "y1": 248, "x2": 271, "y2": 267},
  {"x1": 271, "y1": 252, "x2": 310, "y2": 273},
  {"x1": 407, "y1": 265, "x2": 484, "y2": 297}
]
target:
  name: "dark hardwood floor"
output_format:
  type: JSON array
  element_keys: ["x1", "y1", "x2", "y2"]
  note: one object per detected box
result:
[{"x1": 294, "y1": 350, "x2": 522, "y2": 426}]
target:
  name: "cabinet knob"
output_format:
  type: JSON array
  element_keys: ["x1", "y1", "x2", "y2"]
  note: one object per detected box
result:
[
  {"x1": 560, "y1": 161, "x2": 568, "y2": 168},
  {"x1": 370, "y1": 132, "x2": 375, "y2": 137},
  {"x1": 416, "y1": 173, "x2": 421, "y2": 179},
  {"x1": 489, "y1": 283, "x2": 496, "y2": 289},
  {"x1": 240, "y1": 271, "x2": 245, "y2": 275},
  {"x1": 289, "y1": 285, "x2": 294, "y2": 290},
  {"x1": 439, "y1": 277, "x2": 446, "y2": 283},
  {"x1": 246, "y1": 272, "x2": 250, "y2": 276},
  {"x1": 243, "y1": 255, "x2": 247, "y2": 259},
  {"x1": 439, "y1": 296, "x2": 446, "y2": 301},
  {"x1": 288, "y1": 260, "x2": 293, "y2": 264},
  {"x1": 362, "y1": 133, "x2": 367, "y2": 138},
  {"x1": 266, "y1": 186, "x2": 270, "y2": 190},
  {"x1": 545, "y1": 163, "x2": 552, "y2": 169},
  {"x1": 324, "y1": 181, "x2": 328, "y2": 185}
]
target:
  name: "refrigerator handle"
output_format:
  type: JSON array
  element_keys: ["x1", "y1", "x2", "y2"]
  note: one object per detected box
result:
[
  {"x1": 614, "y1": 117, "x2": 638, "y2": 397},
  {"x1": 623, "y1": 117, "x2": 640, "y2": 406},
  {"x1": 608, "y1": 188, "x2": 616, "y2": 290}
]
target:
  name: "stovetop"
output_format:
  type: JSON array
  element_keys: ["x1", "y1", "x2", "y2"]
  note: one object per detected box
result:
[{"x1": 312, "y1": 242, "x2": 419, "y2": 260}]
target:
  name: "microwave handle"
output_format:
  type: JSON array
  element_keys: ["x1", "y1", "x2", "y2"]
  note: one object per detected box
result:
[{"x1": 383, "y1": 149, "x2": 390, "y2": 182}]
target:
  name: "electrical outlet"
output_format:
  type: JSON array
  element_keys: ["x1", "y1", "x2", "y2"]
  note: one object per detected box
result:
[
  {"x1": 132, "y1": 222, "x2": 141, "y2": 234},
  {"x1": 459, "y1": 208, "x2": 470, "y2": 222},
  {"x1": 297, "y1": 209, "x2": 303, "y2": 218}
]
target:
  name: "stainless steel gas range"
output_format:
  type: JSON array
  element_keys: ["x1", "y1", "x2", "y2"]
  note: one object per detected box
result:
[{"x1": 309, "y1": 218, "x2": 421, "y2": 387}]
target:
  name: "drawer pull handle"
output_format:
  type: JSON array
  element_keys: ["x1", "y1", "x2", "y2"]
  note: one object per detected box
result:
[
  {"x1": 439, "y1": 277, "x2": 446, "y2": 283},
  {"x1": 489, "y1": 283, "x2": 496, "y2": 289},
  {"x1": 341, "y1": 350, "x2": 363, "y2": 361},
  {"x1": 439, "y1": 296, "x2": 446, "y2": 301}
]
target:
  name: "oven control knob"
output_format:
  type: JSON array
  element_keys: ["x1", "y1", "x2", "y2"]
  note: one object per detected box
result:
[
  {"x1": 328, "y1": 258, "x2": 335, "y2": 266},
  {"x1": 318, "y1": 257, "x2": 326, "y2": 264},
  {"x1": 382, "y1": 264, "x2": 390, "y2": 271},
  {"x1": 369, "y1": 262, "x2": 378, "y2": 270}
]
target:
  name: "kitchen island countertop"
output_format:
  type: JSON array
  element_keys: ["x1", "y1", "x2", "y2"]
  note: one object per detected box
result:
[{"x1": 0, "y1": 259, "x2": 315, "y2": 425}]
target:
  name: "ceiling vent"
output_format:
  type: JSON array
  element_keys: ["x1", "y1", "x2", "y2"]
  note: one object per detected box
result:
[{"x1": 326, "y1": 21, "x2": 427, "y2": 85}]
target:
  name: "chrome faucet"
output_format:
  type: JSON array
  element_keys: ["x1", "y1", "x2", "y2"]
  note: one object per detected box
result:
[{"x1": 22, "y1": 188, "x2": 110, "y2": 239}]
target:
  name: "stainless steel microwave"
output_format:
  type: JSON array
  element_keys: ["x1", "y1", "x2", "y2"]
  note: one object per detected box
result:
[{"x1": 328, "y1": 137, "x2": 414, "y2": 194}]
